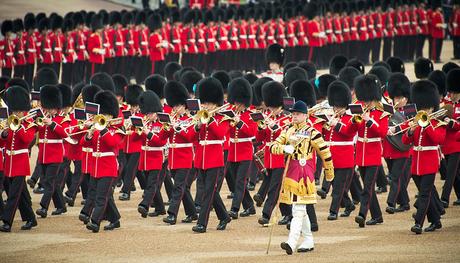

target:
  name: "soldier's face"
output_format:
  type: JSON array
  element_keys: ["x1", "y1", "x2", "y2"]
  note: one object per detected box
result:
[{"x1": 292, "y1": 112, "x2": 307, "y2": 124}]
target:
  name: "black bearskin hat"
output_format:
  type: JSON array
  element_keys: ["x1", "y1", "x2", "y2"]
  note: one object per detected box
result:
[
  {"x1": 446, "y1": 68, "x2": 460, "y2": 93},
  {"x1": 338, "y1": 66, "x2": 362, "y2": 91},
  {"x1": 40, "y1": 84, "x2": 63, "y2": 109},
  {"x1": 428, "y1": 70, "x2": 447, "y2": 97},
  {"x1": 211, "y1": 71, "x2": 231, "y2": 94},
  {"x1": 345, "y1": 58, "x2": 365, "y2": 74},
  {"x1": 139, "y1": 90, "x2": 163, "y2": 114},
  {"x1": 262, "y1": 81, "x2": 287, "y2": 108},
  {"x1": 82, "y1": 84, "x2": 102, "y2": 103},
  {"x1": 94, "y1": 90, "x2": 119, "y2": 117},
  {"x1": 90, "y1": 72, "x2": 115, "y2": 92},
  {"x1": 180, "y1": 70, "x2": 203, "y2": 94},
  {"x1": 112, "y1": 74, "x2": 128, "y2": 98},
  {"x1": 414, "y1": 57, "x2": 434, "y2": 79},
  {"x1": 164, "y1": 81, "x2": 189, "y2": 107},
  {"x1": 125, "y1": 84, "x2": 143, "y2": 106},
  {"x1": 33, "y1": 67, "x2": 58, "y2": 91},
  {"x1": 387, "y1": 73, "x2": 411, "y2": 99},
  {"x1": 329, "y1": 55, "x2": 348, "y2": 75},
  {"x1": 289, "y1": 80, "x2": 316, "y2": 108},
  {"x1": 284, "y1": 67, "x2": 308, "y2": 87},
  {"x1": 411, "y1": 80, "x2": 440, "y2": 111},
  {"x1": 227, "y1": 78, "x2": 252, "y2": 107},
  {"x1": 354, "y1": 74, "x2": 382, "y2": 102},
  {"x1": 265, "y1": 43, "x2": 285, "y2": 66},
  {"x1": 386, "y1": 56, "x2": 405, "y2": 73},
  {"x1": 56, "y1": 83, "x2": 72, "y2": 108},
  {"x1": 252, "y1": 77, "x2": 272, "y2": 106},
  {"x1": 316, "y1": 74, "x2": 338, "y2": 99},
  {"x1": 196, "y1": 77, "x2": 224, "y2": 106},
  {"x1": 328, "y1": 80, "x2": 352, "y2": 108},
  {"x1": 164, "y1": 62, "x2": 182, "y2": 81},
  {"x1": 4, "y1": 86, "x2": 31, "y2": 112},
  {"x1": 145, "y1": 74, "x2": 167, "y2": 99}
]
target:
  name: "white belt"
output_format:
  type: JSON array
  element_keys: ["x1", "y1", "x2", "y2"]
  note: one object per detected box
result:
[
  {"x1": 278, "y1": 35, "x2": 285, "y2": 38},
  {"x1": 413, "y1": 146, "x2": 438, "y2": 152},
  {"x1": 231, "y1": 37, "x2": 238, "y2": 41},
  {"x1": 248, "y1": 35, "x2": 256, "y2": 39},
  {"x1": 5, "y1": 52, "x2": 13, "y2": 56},
  {"x1": 328, "y1": 141, "x2": 354, "y2": 146},
  {"x1": 54, "y1": 47, "x2": 62, "y2": 51},
  {"x1": 39, "y1": 139, "x2": 63, "y2": 144},
  {"x1": 369, "y1": 25, "x2": 374, "y2": 29},
  {"x1": 68, "y1": 49, "x2": 74, "y2": 52},
  {"x1": 172, "y1": 40, "x2": 180, "y2": 43},
  {"x1": 82, "y1": 147, "x2": 93, "y2": 153},
  {"x1": 299, "y1": 32, "x2": 305, "y2": 36},
  {"x1": 422, "y1": 21, "x2": 428, "y2": 25},
  {"x1": 92, "y1": 152, "x2": 115, "y2": 157},
  {"x1": 128, "y1": 41, "x2": 134, "y2": 44},
  {"x1": 343, "y1": 29, "x2": 350, "y2": 32},
  {"x1": 43, "y1": 48, "x2": 51, "y2": 52},
  {"x1": 189, "y1": 39, "x2": 196, "y2": 43},
  {"x1": 403, "y1": 22, "x2": 410, "y2": 25},
  {"x1": 377, "y1": 25, "x2": 382, "y2": 28},
  {"x1": 198, "y1": 39, "x2": 205, "y2": 43},
  {"x1": 357, "y1": 137, "x2": 381, "y2": 143},
  {"x1": 239, "y1": 35, "x2": 247, "y2": 39},
  {"x1": 229, "y1": 137, "x2": 254, "y2": 143},
  {"x1": 79, "y1": 45, "x2": 85, "y2": 49},
  {"x1": 18, "y1": 51, "x2": 25, "y2": 54},
  {"x1": 208, "y1": 39, "x2": 216, "y2": 42},
  {"x1": 141, "y1": 41, "x2": 148, "y2": 45},
  {"x1": 199, "y1": 140, "x2": 223, "y2": 146},
  {"x1": 326, "y1": 30, "x2": 332, "y2": 33},
  {"x1": 142, "y1": 146, "x2": 164, "y2": 151},
  {"x1": 115, "y1": 42, "x2": 123, "y2": 46},
  {"x1": 267, "y1": 36, "x2": 274, "y2": 40},
  {"x1": 335, "y1": 31, "x2": 342, "y2": 34},
  {"x1": 221, "y1": 37, "x2": 228, "y2": 41},
  {"x1": 360, "y1": 27, "x2": 367, "y2": 30},
  {"x1": 28, "y1": 48, "x2": 36, "y2": 52},
  {"x1": 170, "y1": 143, "x2": 193, "y2": 148},
  {"x1": 351, "y1": 27, "x2": 357, "y2": 30},
  {"x1": 6, "y1": 149, "x2": 29, "y2": 156},
  {"x1": 288, "y1": 34, "x2": 295, "y2": 37}
]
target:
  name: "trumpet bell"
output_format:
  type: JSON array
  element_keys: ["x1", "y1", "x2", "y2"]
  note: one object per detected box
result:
[
  {"x1": 352, "y1": 115, "x2": 363, "y2": 123},
  {"x1": 415, "y1": 111, "x2": 429, "y2": 127},
  {"x1": 7, "y1": 115, "x2": 21, "y2": 131},
  {"x1": 93, "y1": 115, "x2": 108, "y2": 131}
]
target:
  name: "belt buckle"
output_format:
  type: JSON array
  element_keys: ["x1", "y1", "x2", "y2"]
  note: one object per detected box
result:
[
  {"x1": 415, "y1": 146, "x2": 422, "y2": 151},
  {"x1": 171, "y1": 143, "x2": 176, "y2": 148},
  {"x1": 10, "y1": 150, "x2": 15, "y2": 155},
  {"x1": 363, "y1": 138, "x2": 368, "y2": 143},
  {"x1": 94, "y1": 153, "x2": 101, "y2": 157},
  {"x1": 43, "y1": 139, "x2": 48, "y2": 143},
  {"x1": 299, "y1": 158, "x2": 306, "y2": 167}
]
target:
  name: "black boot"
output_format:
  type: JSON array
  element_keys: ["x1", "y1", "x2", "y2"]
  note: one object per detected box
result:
[
  {"x1": 104, "y1": 221, "x2": 120, "y2": 231},
  {"x1": 21, "y1": 220, "x2": 37, "y2": 230}
]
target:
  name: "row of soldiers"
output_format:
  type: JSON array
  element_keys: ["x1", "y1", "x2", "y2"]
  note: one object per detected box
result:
[
  {"x1": 0, "y1": 43, "x2": 459, "y2": 254},
  {"x1": 2, "y1": 0, "x2": 460, "y2": 87}
]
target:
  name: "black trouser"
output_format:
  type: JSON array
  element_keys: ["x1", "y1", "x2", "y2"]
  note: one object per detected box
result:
[
  {"x1": 39, "y1": 163, "x2": 65, "y2": 210},
  {"x1": 121, "y1": 152, "x2": 140, "y2": 196},
  {"x1": 441, "y1": 152, "x2": 460, "y2": 203},
  {"x1": 306, "y1": 204, "x2": 317, "y2": 226},
  {"x1": 314, "y1": 156, "x2": 323, "y2": 182},
  {"x1": 430, "y1": 38, "x2": 443, "y2": 61},
  {"x1": 393, "y1": 36, "x2": 403, "y2": 59},
  {"x1": 256, "y1": 171, "x2": 270, "y2": 200},
  {"x1": 349, "y1": 170, "x2": 363, "y2": 202},
  {"x1": 261, "y1": 168, "x2": 283, "y2": 219},
  {"x1": 197, "y1": 167, "x2": 229, "y2": 228},
  {"x1": 321, "y1": 174, "x2": 332, "y2": 193},
  {"x1": 376, "y1": 165, "x2": 387, "y2": 189},
  {"x1": 58, "y1": 158, "x2": 71, "y2": 190},
  {"x1": 382, "y1": 37, "x2": 392, "y2": 61},
  {"x1": 134, "y1": 56, "x2": 149, "y2": 84},
  {"x1": 65, "y1": 160, "x2": 84, "y2": 200},
  {"x1": 386, "y1": 158, "x2": 411, "y2": 207},
  {"x1": 13, "y1": 64, "x2": 26, "y2": 79},
  {"x1": 24, "y1": 63, "x2": 35, "y2": 87},
  {"x1": 73, "y1": 60, "x2": 86, "y2": 84},
  {"x1": 86, "y1": 62, "x2": 103, "y2": 81},
  {"x1": 91, "y1": 177, "x2": 120, "y2": 225},
  {"x1": 453, "y1": 36, "x2": 460, "y2": 59},
  {"x1": 416, "y1": 35, "x2": 427, "y2": 59},
  {"x1": 412, "y1": 174, "x2": 440, "y2": 226},
  {"x1": 167, "y1": 169, "x2": 196, "y2": 217},
  {"x1": 2, "y1": 176, "x2": 35, "y2": 226},
  {"x1": 407, "y1": 35, "x2": 417, "y2": 61},
  {"x1": 330, "y1": 168, "x2": 354, "y2": 214},
  {"x1": 248, "y1": 160, "x2": 259, "y2": 186},
  {"x1": 229, "y1": 161, "x2": 254, "y2": 212},
  {"x1": 224, "y1": 160, "x2": 236, "y2": 194},
  {"x1": 80, "y1": 175, "x2": 96, "y2": 217},
  {"x1": 30, "y1": 159, "x2": 43, "y2": 187},
  {"x1": 139, "y1": 170, "x2": 161, "y2": 209},
  {"x1": 371, "y1": 38, "x2": 381, "y2": 63},
  {"x1": 358, "y1": 166, "x2": 382, "y2": 219}
]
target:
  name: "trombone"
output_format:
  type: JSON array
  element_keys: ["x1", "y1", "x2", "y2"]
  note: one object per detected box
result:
[
  {"x1": 172, "y1": 103, "x2": 231, "y2": 131},
  {"x1": 390, "y1": 108, "x2": 448, "y2": 136},
  {"x1": 1, "y1": 112, "x2": 38, "y2": 131},
  {"x1": 67, "y1": 115, "x2": 123, "y2": 136}
]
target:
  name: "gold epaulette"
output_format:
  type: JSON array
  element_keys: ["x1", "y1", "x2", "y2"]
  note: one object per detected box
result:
[
  {"x1": 115, "y1": 128, "x2": 126, "y2": 136},
  {"x1": 61, "y1": 115, "x2": 72, "y2": 124},
  {"x1": 25, "y1": 122, "x2": 37, "y2": 131},
  {"x1": 433, "y1": 120, "x2": 448, "y2": 128}
]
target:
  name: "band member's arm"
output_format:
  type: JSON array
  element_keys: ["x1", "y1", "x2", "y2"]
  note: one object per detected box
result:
[
  {"x1": 146, "y1": 130, "x2": 167, "y2": 147},
  {"x1": 100, "y1": 128, "x2": 124, "y2": 148},
  {"x1": 365, "y1": 113, "x2": 389, "y2": 138},
  {"x1": 255, "y1": 126, "x2": 268, "y2": 143},
  {"x1": 15, "y1": 124, "x2": 38, "y2": 144},
  {"x1": 50, "y1": 120, "x2": 69, "y2": 139},
  {"x1": 236, "y1": 118, "x2": 257, "y2": 137},
  {"x1": 334, "y1": 116, "x2": 358, "y2": 136},
  {"x1": 310, "y1": 129, "x2": 334, "y2": 181},
  {"x1": 206, "y1": 117, "x2": 230, "y2": 138},
  {"x1": 269, "y1": 128, "x2": 288, "y2": 155},
  {"x1": 424, "y1": 121, "x2": 447, "y2": 145}
]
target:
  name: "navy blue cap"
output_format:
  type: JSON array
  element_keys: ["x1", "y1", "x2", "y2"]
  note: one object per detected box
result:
[{"x1": 289, "y1": 100, "x2": 308, "y2": 114}]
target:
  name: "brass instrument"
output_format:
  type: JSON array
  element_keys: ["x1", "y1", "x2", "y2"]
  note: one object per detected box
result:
[
  {"x1": 390, "y1": 108, "x2": 448, "y2": 136},
  {"x1": 67, "y1": 115, "x2": 123, "y2": 136},
  {"x1": 65, "y1": 119, "x2": 91, "y2": 132},
  {"x1": 352, "y1": 104, "x2": 373, "y2": 123},
  {"x1": 175, "y1": 103, "x2": 231, "y2": 131},
  {"x1": 307, "y1": 100, "x2": 330, "y2": 114},
  {"x1": 4, "y1": 112, "x2": 38, "y2": 131}
]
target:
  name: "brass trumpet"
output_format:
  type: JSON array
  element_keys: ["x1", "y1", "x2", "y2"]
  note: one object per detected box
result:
[
  {"x1": 175, "y1": 103, "x2": 231, "y2": 131},
  {"x1": 3, "y1": 112, "x2": 38, "y2": 131},
  {"x1": 390, "y1": 108, "x2": 448, "y2": 136},
  {"x1": 67, "y1": 115, "x2": 123, "y2": 136},
  {"x1": 65, "y1": 119, "x2": 91, "y2": 132}
]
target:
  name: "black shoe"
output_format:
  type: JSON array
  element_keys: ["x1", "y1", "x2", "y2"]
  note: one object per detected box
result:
[
  {"x1": 119, "y1": 193, "x2": 130, "y2": 201},
  {"x1": 35, "y1": 208, "x2": 47, "y2": 218},
  {"x1": 286, "y1": 222, "x2": 290, "y2": 230},
  {"x1": 278, "y1": 215, "x2": 292, "y2": 225},
  {"x1": 64, "y1": 195, "x2": 74, "y2": 207},
  {"x1": 79, "y1": 213, "x2": 90, "y2": 224},
  {"x1": 181, "y1": 214, "x2": 198, "y2": 223},
  {"x1": 163, "y1": 215, "x2": 177, "y2": 225},
  {"x1": 195, "y1": 205, "x2": 201, "y2": 213},
  {"x1": 33, "y1": 187, "x2": 44, "y2": 194},
  {"x1": 192, "y1": 224, "x2": 206, "y2": 233},
  {"x1": 311, "y1": 223, "x2": 318, "y2": 232},
  {"x1": 247, "y1": 183, "x2": 255, "y2": 191},
  {"x1": 240, "y1": 207, "x2": 256, "y2": 217},
  {"x1": 216, "y1": 217, "x2": 231, "y2": 230},
  {"x1": 148, "y1": 210, "x2": 166, "y2": 217},
  {"x1": 327, "y1": 213, "x2": 338, "y2": 221},
  {"x1": 317, "y1": 189, "x2": 327, "y2": 199},
  {"x1": 355, "y1": 215, "x2": 365, "y2": 228},
  {"x1": 253, "y1": 194, "x2": 264, "y2": 207},
  {"x1": 0, "y1": 224, "x2": 11, "y2": 232},
  {"x1": 227, "y1": 193, "x2": 234, "y2": 199},
  {"x1": 441, "y1": 200, "x2": 449, "y2": 208},
  {"x1": 80, "y1": 199, "x2": 86, "y2": 205},
  {"x1": 411, "y1": 224, "x2": 422, "y2": 234},
  {"x1": 453, "y1": 199, "x2": 460, "y2": 206},
  {"x1": 440, "y1": 208, "x2": 446, "y2": 216},
  {"x1": 228, "y1": 210, "x2": 239, "y2": 220},
  {"x1": 138, "y1": 205, "x2": 148, "y2": 218},
  {"x1": 340, "y1": 205, "x2": 355, "y2": 217},
  {"x1": 386, "y1": 206, "x2": 396, "y2": 214},
  {"x1": 21, "y1": 220, "x2": 37, "y2": 230},
  {"x1": 258, "y1": 217, "x2": 270, "y2": 226},
  {"x1": 395, "y1": 204, "x2": 410, "y2": 212},
  {"x1": 27, "y1": 178, "x2": 36, "y2": 188},
  {"x1": 86, "y1": 221, "x2": 100, "y2": 233},
  {"x1": 104, "y1": 221, "x2": 120, "y2": 231},
  {"x1": 116, "y1": 181, "x2": 122, "y2": 187},
  {"x1": 375, "y1": 187, "x2": 387, "y2": 194},
  {"x1": 424, "y1": 222, "x2": 442, "y2": 232},
  {"x1": 51, "y1": 207, "x2": 67, "y2": 216},
  {"x1": 297, "y1": 247, "x2": 314, "y2": 253},
  {"x1": 366, "y1": 217, "x2": 383, "y2": 225},
  {"x1": 280, "y1": 242, "x2": 293, "y2": 255}
]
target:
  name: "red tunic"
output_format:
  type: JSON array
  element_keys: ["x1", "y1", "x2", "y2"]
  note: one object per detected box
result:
[
  {"x1": 440, "y1": 101, "x2": 460, "y2": 155},
  {"x1": 227, "y1": 110, "x2": 257, "y2": 162},
  {"x1": 87, "y1": 32, "x2": 104, "y2": 64},
  {"x1": 431, "y1": 11, "x2": 445, "y2": 39},
  {"x1": 255, "y1": 113, "x2": 289, "y2": 169},
  {"x1": 37, "y1": 115, "x2": 69, "y2": 164},
  {"x1": 451, "y1": 9, "x2": 460, "y2": 36},
  {"x1": 25, "y1": 33, "x2": 38, "y2": 64},
  {"x1": 324, "y1": 114, "x2": 358, "y2": 169},
  {"x1": 138, "y1": 122, "x2": 167, "y2": 171},
  {"x1": 148, "y1": 32, "x2": 165, "y2": 61}
]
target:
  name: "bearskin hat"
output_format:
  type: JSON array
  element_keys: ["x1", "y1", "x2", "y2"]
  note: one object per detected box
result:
[
  {"x1": 1, "y1": 20, "x2": 13, "y2": 36},
  {"x1": 227, "y1": 78, "x2": 252, "y2": 107},
  {"x1": 354, "y1": 74, "x2": 382, "y2": 102},
  {"x1": 91, "y1": 15, "x2": 103, "y2": 31},
  {"x1": 56, "y1": 83, "x2": 72, "y2": 107},
  {"x1": 50, "y1": 15, "x2": 63, "y2": 31},
  {"x1": 289, "y1": 80, "x2": 316, "y2": 108},
  {"x1": 252, "y1": 77, "x2": 272, "y2": 106},
  {"x1": 211, "y1": 71, "x2": 231, "y2": 94},
  {"x1": 368, "y1": 66, "x2": 390, "y2": 84},
  {"x1": 71, "y1": 82, "x2": 84, "y2": 105},
  {"x1": 125, "y1": 84, "x2": 144, "y2": 106},
  {"x1": 338, "y1": 66, "x2": 362, "y2": 91},
  {"x1": 180, "y1": 71, "x2": 203, "y2": 94},
  {"x1": 329, "y1": 55, "x2": 348, "y2": 75},
  {"x1": 316, "y1": 74, "x2": 337, "y2": 99},
  {"x1": 243, "y1": 73, "x2": 258, "y2": 84},
  {"x1": 446, "y1": 68, "x2": 460, "y2": 93},
  {"x1": 164, "y1": 62, "x2": 182, "y2": 81},
  {"x1": 345, "y1": 58, "x2": 365, "y2": 74},
  {"x1": 411, "y1": 80, "x2": 440, "y2": 111},
  {"x1": 139, "y1": 90, "x2": 162, "y2": 114},
  {"x1": 372, "y1": 61, "x2": 391, "y2": 72},
  {"x1": 414, "y1": 57, "x2": 434, "y2": 79},
  {"x1": 33, "y1": 67, "x2": 58, "y2": 91},
  {"x1": 40, "y1": 84, "x2": 62, "y2": 109},
  {"x1": 7, "y1": 78, "x2": 29, "y2": 92},
  {"x1": 4, "y1": 86, "x2": 31, "y2": 112},
  {"x1": 90, "y1": 72, "x2": 115, "y2": 92},
  {"x1": 196, "y1": 77, "x2": 224, "y2": 106},
  {"x1": 13, "y1": 19, "x2": 24, "y2": 33},
  {"x1": 262, "y1": 81, "x2": 287, "y2": 108},
  {"x1": 284, "y1": 67, "x2": 308, "y2": 87},
  {"x1": 328, "y1": 80, "x2": 352, "y2": 108},
  {"x1": 24, "y1": 15, "x2": 36, "y2": 31},
  {"x1": 112, "y1": 74, "x2": 128, "y2": 98},
  {"x1": 441, "y1": 62, "x2": 459, "y2": 74},
  {"x1": 94, "y1": 91, "x2": 119, "y2": 117},
  {"x1": 147, "y1": 13, "x2": 162, "y2": 32},
  {"x1": 387, "y1": 73, "x2": 411, "y2": 99},
  {"x1": 428, "y1": 70, "x2": 447, "y2": 97},
  {"x1": 145, "y1": 74, "x2": 167, "y2": 99},
  {"x1": 298, "y1": 60, "x2": 317, "y2": 79},
  {"x1": 265, "y1": 43, "x2": 285, "y2": 66},
  {"x1": 82, "y1": 84, "x2": 102, "y2": 103},
  {"x1": 165, "y1": 81, "x2": 189, "y2": 107}
]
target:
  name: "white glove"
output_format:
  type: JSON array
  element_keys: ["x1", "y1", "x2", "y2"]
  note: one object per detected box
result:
[
  {"x1": 319, "y1": 32, "x2": 326, "y2": 38},
  {"x1": 284, "y1": 145, "x2": 294, "y2": 154}
]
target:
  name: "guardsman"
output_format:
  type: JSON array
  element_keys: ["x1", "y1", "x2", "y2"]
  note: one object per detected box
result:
[
  {"x1": 12, "y1": 19, "x2": 26, "y2": 79},
  {"x1": 1, "y1": 20, "x2": 15, "y2": 77},
  {"x1": 451, "y1": 1, "x2": 460, "y2": 59},
  {"x1": 271, "y1": 100, "x2": 334, "y2": 255},
  {"x1": 147, "y1": 14, "x2": 166, "y2": 75},
  {"x1": 84, "y1": 91, "x2": 123, "y2": 233},
  {"x1": 24, "y1": 15, "x2": 37, "y2": 86},
  {"x1": 0, "y1": 86, "x2": 38, "y2": 232},
  {"x1": 430, "y1": 2, "x2": 445, "y2": 63},
  {"x1": 73, "y1": 12, "x2": 88, "y2": 83},
  {"x1": 87, "y1": 16, "x2": 105, "y2": 79},
  {"x1": 403, "y1": 80, "x2": 446, "y2": 234},
  {"x1": 50, "y1": 16, "x2": 65, "y2": 80},
  {"x1": 382, "y1": 4, "x2": 394, "y2": 61},
  {"x1": 62, "y1": 19, "x2": 77, "y2": 86},
  {"x1": 353, "y1": 74, "x2": 389, "y2": 228},
  {"x1": 261, "y1": 44, "x2": 284, "y2": 83}
]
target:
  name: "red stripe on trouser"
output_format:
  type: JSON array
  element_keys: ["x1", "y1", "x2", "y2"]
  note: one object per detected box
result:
[
  {"x1": 203, "y1": 168, "x2": 221, "y2": 225},
  {"x1": 97, "y1": 178, "x2": 115, "y2": 223},
  {"x1": 91, "y1": 63, "x2": 95, "y2": 75},
  {"x1": 7, "y1": 178, "x2": 25, "y2": 224},
  {"x1": 308, "y1": 47, "x2": 314, "y2": 61},
  {"x1": 364, "y1": 167, "x2": 379, "y2": 218}
]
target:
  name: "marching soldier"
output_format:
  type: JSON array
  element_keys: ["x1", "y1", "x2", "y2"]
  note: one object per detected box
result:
[
  {"x1": 161, "y1": 81, "x2": 198, "y2": 225},
  {"x1": 62, "y1": 18, "x2": 77, "y2": 86},
  {"x1": 13, "y1": 19, "x2": 26, "y2": 79},
  {"x1": 403, "y1": 80, "x2": 446, "y2": 234},
  {"x1": 261, "y1": 44, "x2": 284, "y2": 83},
  {"x1": 84, "y1": 91, "x2": 123, "y2": 233},
  {"x1": 24, "y1": 15, "x2": 37, "y2": 86},
  {"x1": 192, "y1": 77, "x2": 232, "y2": 233},
  {"x1": 0, "y1": 86, "x2": 38, "y2": 232},
  {"x1": 73, "y1": 12, "x2": 88, "y2": 84},
  {"x1": 35, "y1": 85, "x2": 69, "y2": 218},
  {"x1": 353, "y1": 74, "x2": 389, "y2": 228},
  {"x1": 87, "y1": 15, "x2": 105, "y2": 80},
  {"x1": 451, "y1": 1, "x2": 460, "y2": 60},
  {"x1": 1, "y1": 20, "x2": 15, "y2": 78},
  {"x1": 270, "y1": 100, "x2": 334, "y2": 255},
  {"x1": 147, "y1": 14, "x2": 166, "y2": 75},
  {"x1": 226, "y1": 78, "x2": 257, "y2": 219},
  {"x1": 430, "y1": 2, "x2": 445, "y2": 63}
]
